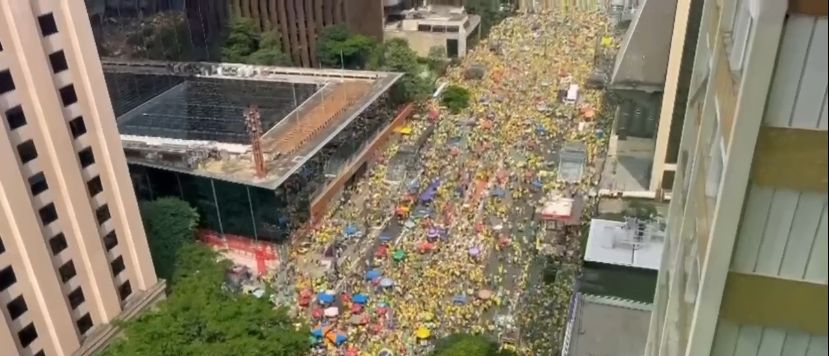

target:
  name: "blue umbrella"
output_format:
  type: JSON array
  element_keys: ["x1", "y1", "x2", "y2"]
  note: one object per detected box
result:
[
  {"x1": 353, "y1": 293, "x2": 369, "y2": 305},
  {"x1": 379, "y1": 234, "x2": 393, "y2": 242},
  {"x1": 317, "y1": 293, "x2": 335, "y2": 304},
  {"x1": 334, "y1": 334, "x2": 347, "y2": 346},
  {"x1": 311, "y1": 328, "x2": 323, "y2": 338},
  {"x1": 344, "y1": 224, "x2": 358, "y2": 236},
  {"x1": 365, "y1": 270, "x2": 381, "y2": 281}
]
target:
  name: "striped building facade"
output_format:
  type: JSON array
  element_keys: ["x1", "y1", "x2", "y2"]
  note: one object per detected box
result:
[{"x1": 646, "y1": 0, "x2": 828, "y2": 355}]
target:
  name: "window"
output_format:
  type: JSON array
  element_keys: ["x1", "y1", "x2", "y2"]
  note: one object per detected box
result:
[
  {"x1": 59, "y1": 260, "x2": 76, "y2": 282},
  {"x1": 0, "y1": 69, "x2": 14, "y2": 94},
  {"x1": 38, "y1": 13, "x2": 59, "y2": 36},
  {"x1": 103, "y1": 230, "x2": 118, "y2": 250},
  {"x1": 49, "y1": 233, "x2": 68, "y2": 255},
  {"x1": 5, "y1": 105, "x2": 26, "y2": 129},
  {"x1": 0, "y1": 266, "x2": 15, "y2": 291},
  {"x1": 49, "y1": 50, "x2": 69, "y2": 73},
  {"x1": 418, "y1": 24, "x2": 431, "y2": 32},
  {"x1": 96, "y1": 204, "x2": 110, "y2": 225},
  {"x1": 38, "y1": 203, "x2": 58, "y2": 225},
  {"x1": 446, "y1": 26, "x2": 459, "y2": 33},
  {"x1": 59, "y1": 85, "x2": 78, "y2": 106},
  {"x1": 17, "y1": 140, "x2": 38, "y2": 164},
  {"x1": 118, "y1": 280, "x2": 132, "y2": 301},
  {"x1": 0, "y1": 237, "x2": 4, "y2": 254},
  {"x1": 67, "y1": 287, "x2": 84, "y2": 309},
  {"x1": 87, "y1": 176, "x2": 103, "y2": 197},
  {"x1": 110, "y1": 256, "x2": 125, "y2": 276},
  {"x1": 18, "y1": 323, "x2": 38, "y2": 348},
  {"x1": 28, "y1": 172, "x2": 49, "y2": 196},
  {"x1": 68, "y1": 116, "x2": 86, "y2": 138},
  {"x1": 7, "y1": 295, "x2": 28, "y2": 320},
  {"x1": 76, "y1": 313, "x2": 93, "y2": 335},
  {"x1": 34, "y1": 351, "x2": 45, "y2": 356},
  {"x1": 78, "y1": 147, "x2": 94, "y2": 167}
]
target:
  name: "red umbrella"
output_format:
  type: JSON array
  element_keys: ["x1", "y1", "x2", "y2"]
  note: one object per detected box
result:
[
  {"x1": 351, "y1": 304, "x2": 363, "y2": 314},
  {"x1": 311, "y1": 307, "x2": 323, "y2": 319}
]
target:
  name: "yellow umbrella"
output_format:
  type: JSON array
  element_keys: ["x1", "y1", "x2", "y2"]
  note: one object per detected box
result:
[{"x1": 415, "y1": 326, "x2": 431, "y2": 339}]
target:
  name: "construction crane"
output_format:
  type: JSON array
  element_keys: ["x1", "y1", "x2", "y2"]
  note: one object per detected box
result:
[{"x1": 244, "y1": 105, "x2": 266, "y2": 178}]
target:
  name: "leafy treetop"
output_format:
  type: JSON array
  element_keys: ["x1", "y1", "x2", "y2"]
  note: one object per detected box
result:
[
  {"x1": 432, "y1": 333, "x2": 517, "y2": 356},
  {"x1": 316, "y1": 24, "x2": 377, "y2": 69}
]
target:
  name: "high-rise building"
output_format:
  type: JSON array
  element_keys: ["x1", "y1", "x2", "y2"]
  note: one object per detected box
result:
[
  {"x1": 646, "y1": 0, "x2": 827, "y2": 355},
  {"x1": 0, "y1": 2, "x2": 162, "y2": 356}
]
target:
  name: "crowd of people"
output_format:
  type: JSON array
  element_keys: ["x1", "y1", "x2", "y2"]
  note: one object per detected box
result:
[{"x1": 279, "y1": 9, "x2": 613, "y2": 356}]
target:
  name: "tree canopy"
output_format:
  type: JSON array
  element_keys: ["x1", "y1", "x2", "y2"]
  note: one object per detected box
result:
[
  {"x1": 140, "y1": 197, "x2": 199, "y2": 281},
  {"x1": 466, "y1": 0, "x2": 508, "y2": 36},
  {"x1": 316, "y1": 24, "x2": 377, "y2": 69},
  {"x1": 441, "y1": 85, "x2": 471, "y2": 114},
  {"x1": 432, "y1": 333, "x2": 516, "y2": 356},
  {"x1": 222, "y1": 17, "x2": 291, "y2": 66},
  {"x1": 106, "y1": 198, "x2": 309, "y2": 355},
  {"x1": 372, "y1": 38, "x2": 434, "y2": 104}
]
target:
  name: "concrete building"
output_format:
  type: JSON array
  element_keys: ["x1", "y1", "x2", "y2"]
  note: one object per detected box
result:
[
  {"x1": 0, "y1": 1, "x2": 162, "y2": 356},
  {"x1": 229, "y1": 0, "x2": 385, "y2": 67},
  {"x1": 102, "y1": 60, "x2": 402, "y2": 273},
  {"x1": 646, "y1": 0, "x2": 828, "y2": 355},
  {"x1": 384, "y1": 5, "x2": 480, "y2": 58}
]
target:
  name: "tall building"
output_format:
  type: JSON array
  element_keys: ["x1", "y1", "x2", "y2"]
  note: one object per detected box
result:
[
  {"x1": 646, "y1": 0, "x2": 827, "y2": 355},
  {"x1": 0, "y1": 2, "x2": 162, "y2": 356},
  {"x1": 229, "y1": 0, "x2": 384, "y2": 67}
]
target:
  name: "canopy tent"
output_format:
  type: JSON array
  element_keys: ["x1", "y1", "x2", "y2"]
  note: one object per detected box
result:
[{"x1": 539, "y1": 194, "x2": 585, "y2": 226}]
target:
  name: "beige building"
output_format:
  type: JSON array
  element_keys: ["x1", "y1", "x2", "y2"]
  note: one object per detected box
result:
[
  {"x1": 0, "y1": 1, "x2": 162, "y2": 356},
  {"x1": 646, "y1": 0, "x2": 827, "y2": 355},
  {"x1": 384, "y1": 5, "x2": 481, "y2": 58}
]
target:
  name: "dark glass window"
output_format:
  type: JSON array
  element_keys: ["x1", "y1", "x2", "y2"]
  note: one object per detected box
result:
[
  {"x1": 96, "y1": 204, "x2": 110, "y2": 225},
  {"x1": 34, "y1": 351, "x2": 45, "y2": 356},
  {"x1": 118, "y1": 280, "x2": 132, "y2": 301},
  {"x1": 87, "y1": 176, "x2": 103, "y2": 196},
  {"x1": 18, "y1": 323, "x2": 38, "y2": 348},
  {"x1": 7, "y1": 295, "x2": 28, "y2": 320},
  {"x1": 59, "y1": 260, "x2": 76, "y2": 283},
  {"x1": 38, "y1": 13, "x2": 59, "y2": 36},
  {"x1": 68, "y1": 287, "x2": 84, "y2": 309},
  {"x1": 110, "y1": 256, "x2": 125, "y2": 276},
  {"x1": 49, "y1": 50, "x2": 69, "y2": 73},
  {"x1": 0, "y1": 266, "x2": 16, "y2": 291},
  {"x1": 0, "y1": 69, "x2": 14, "y2": 94},
  {"x1": 28, "y1": 172, "x2": 49, "y2": 196},
  {"x1": 0, "y1": 237, "x2": 4, "y2": 254},
  {"x1": 78, "y1": 147, "x2": 95, "y2": 167},
  {"x1": 68, "y1": 116, "x2": 86, "y2": 138},
  {"x1": 76, "y1": 313, "x2": 93, "y2": 334},
  {"x1": 5, "y1": 105, "x2": 26, "y2": 129},
  {"x1": 59, "y1": 84, "x2": 78, "y2": 106},
  {"x1": 17, "y1": 140, "x2": 38, "y2": 164},
  {"x1": 49, "y1": 233, "x2": 68, "y2": 255},
  {"x1": 103, "y1": 230, "x2": 118, "y2": 250},
  {"x1": 38, "y1": 203, "x2": 58, "y2": 225}
]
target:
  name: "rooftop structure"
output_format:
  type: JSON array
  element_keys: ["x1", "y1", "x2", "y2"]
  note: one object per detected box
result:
[
  {"x1": 105, "y1": 61, "x2": 401, "y2": 190},
  {"x1": 584, "y1": 218, "x2": 665, "y2": 270},
  {"x1": 384, "y1": 5, "x2": 481, "y2": 58},
  {"x1": 563, "y1": 294, "x2": 651, "y2": 356}
]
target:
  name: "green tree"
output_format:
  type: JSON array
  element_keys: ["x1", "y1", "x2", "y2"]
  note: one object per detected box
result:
[
  {"x1": 104, "y1": 244, "x2": 309, "y2": 356},
  {"x1": 625, "y1": 200, "x2": 658, "y2": 221},
  {"x1": 140, "y1": 197, "x2": 199, "y2": 282},
  {"x1": 373, "y1": 38, "x2": 433, "y2": 104},
  {"x1": 316, "y1": 24, "x2": 377, "y2": 69},
  {"x1": 433, "y1": 333, "x2": 516, "y2": 356},
  {"x1": 466, "y1": 0, "x2": 506, "y2": 36},
  {"x1": 441, "y1": 85, "x2": 471, "y2": 114},
  {"x1": 247, "y1": 31, "x2": 292, "y2": 66},
  {"x1": 221, "y1": 17, "x2": 261, "y2": 63}
]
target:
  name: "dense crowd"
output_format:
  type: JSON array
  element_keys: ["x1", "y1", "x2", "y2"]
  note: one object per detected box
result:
[{"x1": 280, "y1": 9, "x2": 612, "y2": 356}]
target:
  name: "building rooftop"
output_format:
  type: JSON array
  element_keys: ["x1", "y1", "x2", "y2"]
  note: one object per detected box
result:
[
  {"x1": 104, "y1": 60, "x2": 401, "y2": 189},
  {"x1": 584, "y1": 218, "x2": 665, "y2": 270},
  {"x1": 610, "y1": 0, "x2": 678, "y2": 92},
  {"x1": 563, "y1": 294, "x2": 651, "y2": 356}
]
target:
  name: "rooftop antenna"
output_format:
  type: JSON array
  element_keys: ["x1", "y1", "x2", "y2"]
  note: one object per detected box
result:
[{"x1": 244, "y1": 105, "x2": 266, "y2": 178}]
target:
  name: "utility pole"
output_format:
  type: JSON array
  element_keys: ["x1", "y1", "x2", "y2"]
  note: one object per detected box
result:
[{"x1": 245, "y1": 105, "x2": 266, "y2": 178}]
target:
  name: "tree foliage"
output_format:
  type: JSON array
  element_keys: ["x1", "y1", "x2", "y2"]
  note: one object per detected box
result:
[
  {"x1": 140, "y1": 197, "x2": 199, "y2": 282},
  {"x1": 372, "y1": 38, "x2": 434, "y2": 104},
  {"x1": 222, "y1": 17, "x2": 291, "y2": 65},
  {"x1": 104, "y1": 243, "x2": 309, "y2": 356},
  {"x1": 433, "y1": 333, "x2": 516, "y2": 356},
  {"x1": 126, "y1": 12, "x2": 193, "y2": 61},
  {"x1": 316, "y1": 24, "x2": 377, "y2": 69},
  {"x1": 625, "y1": 200, "x2": 658, "y2": 221},
  {"x1": 466, "y1": 0, "x2": 508, "y2": 36},
  {"x1": 441, "y1": 85, "x2": 471, "y2": 114}
]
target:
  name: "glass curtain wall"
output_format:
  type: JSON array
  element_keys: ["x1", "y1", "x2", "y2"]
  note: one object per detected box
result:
[{"x1": 128, "y1": 165, "x2": 305, "y2": 243}]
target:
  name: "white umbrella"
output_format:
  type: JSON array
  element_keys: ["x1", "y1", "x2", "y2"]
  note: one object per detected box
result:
[{"x1": 324, "y1": 307, "x2": 339, "y2": 317}]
